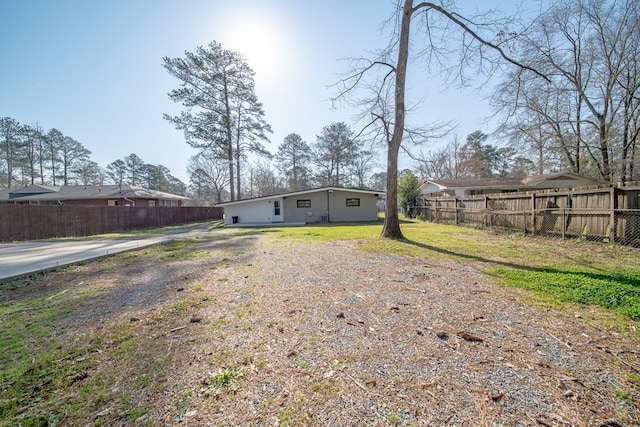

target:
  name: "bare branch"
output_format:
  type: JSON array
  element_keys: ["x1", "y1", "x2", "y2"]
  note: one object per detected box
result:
[{"x1": 413, "y1": 2, "x2": 551, "y2": 82}]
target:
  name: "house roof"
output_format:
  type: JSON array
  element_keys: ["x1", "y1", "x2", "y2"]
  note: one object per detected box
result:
[
  {"x1": 421, "y1": 172, "x2": 601, "y2": 193},
  {"x1": 422, "y1": 177, "x2": 525, "y2": 192},
  {"x1": 216, "y1": 187, "x2": 385, "y2": 207},
  {"x1": 0, "y1": 184, "x2": 189, "y2": 202}
]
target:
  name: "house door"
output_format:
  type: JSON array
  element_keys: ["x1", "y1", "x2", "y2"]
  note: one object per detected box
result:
[{"x1": 272, "y1": 199, "x2": 283, "y2": 222}]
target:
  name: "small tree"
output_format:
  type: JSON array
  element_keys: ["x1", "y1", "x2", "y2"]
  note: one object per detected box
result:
[{"x1": 398, "y1": 170, "x2": 420, "y2": 218}]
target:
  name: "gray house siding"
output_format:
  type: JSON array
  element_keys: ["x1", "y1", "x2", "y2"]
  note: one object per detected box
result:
[
  {"x1": 282, "y1": 190, "x2": 379, "y2": 223},
  {"x1": 218, "y1": 187, "x2": 383, "y2": 226},
  {"x1": 283, "y1": 192, "x2": 328, "y2": 223},
  {"x1": 328, "y1": 191, "x2": 379, "y2": 222}
]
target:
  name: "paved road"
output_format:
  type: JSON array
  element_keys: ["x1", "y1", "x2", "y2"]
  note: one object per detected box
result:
[{"x1": 0, "y1": 223, "x2": 216, "y2": 283}]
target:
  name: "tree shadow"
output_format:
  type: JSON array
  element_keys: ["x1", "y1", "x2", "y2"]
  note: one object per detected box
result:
[
  {"x1": 401, "y1": 238, "x2": 640, "y2": 290},
  {"x1": 400, "y1": 237, "x2": 532, "y2": 271},
  {"x1": 400, "y1": 237, "x2": 640, "y2": 320}
]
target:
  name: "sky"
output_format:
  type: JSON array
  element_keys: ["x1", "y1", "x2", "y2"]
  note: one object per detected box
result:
[{"x1": 0, "y1": 0, "x2": 503, "y2": 184}]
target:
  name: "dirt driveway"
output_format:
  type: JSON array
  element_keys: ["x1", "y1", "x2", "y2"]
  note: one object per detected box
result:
[{"x1": 2, "y1": 228, "x2": 639, "y2": 426}]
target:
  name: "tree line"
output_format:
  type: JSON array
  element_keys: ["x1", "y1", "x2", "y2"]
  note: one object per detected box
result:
[
  {"x1": 416, "y1": 130, "x2": 536, "y2": 181},
  {"x1": 185, "y1": 122, "x2": 384, "y2": 205},
  {"x1": 186, "y1": 123, "x2": 532, "y2": 206},
  {"x1": 0, "y1": 117, "x2": 185, "y2": 194}
]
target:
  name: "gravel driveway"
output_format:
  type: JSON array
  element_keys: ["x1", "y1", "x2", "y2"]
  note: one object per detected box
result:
[{"x1": 152, "y1": 231, "x2": 639, "y2": 426}]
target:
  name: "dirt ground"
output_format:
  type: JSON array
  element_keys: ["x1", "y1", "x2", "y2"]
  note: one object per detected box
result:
[{"x1": 4, "y1": 228, "x2": 639, "y2": 426}]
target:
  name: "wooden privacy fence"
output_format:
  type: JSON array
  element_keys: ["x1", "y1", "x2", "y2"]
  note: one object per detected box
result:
[
  {"x1": 418, "y1": 183, "x2": 640, "y2": 247},
  {"x1": 0, "y1": 205, "x2": 223, "y2": 242}
]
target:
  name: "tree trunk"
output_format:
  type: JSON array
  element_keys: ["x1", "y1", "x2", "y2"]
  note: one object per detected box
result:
[
  {"x1": 223, "y1": 78, "x2": 235, "y2": 201},
  {"x1": 575, "y1": 94, "x2": 581, "y2": 173},
  {"x1": 381, "y1": 0, "x2": 412, "y2": 239},
  {"x1": 235, "y1": 107, "x2": 242, "y2": 199}
]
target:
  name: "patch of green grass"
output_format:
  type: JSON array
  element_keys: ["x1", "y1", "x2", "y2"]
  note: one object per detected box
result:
[
  {"x1": 157, "y1": 239, "x2": 209, "y2": 261},
  {"x1": 0, "y1": 288, "x2": 85, "y2": 419},
  {"x1": 613, "y1": 388, "x2": 635, "y2": 404},
  {"x1": 127, "y1": 405, "x2": 149, "y2": 422},
  {"x1": 276, "y1": 407, "x2": 316, "y2": 426},
  {"x1": 165, "y1": 301, "x2": 191, "y2": 316},
  {"x1": 201, "y1": 367, "x2": 244, "y2": 397},
  {"x1": 388, "y1": 413, "x2": 402, "y2": 425},
  {"x1": 267, "y1": 221, "x2": 383, "y2": 243},
  {"x1": 270, "y1": 220, "x2": 636, "y2": 270},
  {"x1": 233, "y1": 305, "x2": 254, "y2": 319},
  {"x1": 487, "y1": 268, "x2": 640, "y2": 320}
]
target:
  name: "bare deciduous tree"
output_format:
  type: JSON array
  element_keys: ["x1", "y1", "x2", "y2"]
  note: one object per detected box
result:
[
  {"x1": 494, "y1": 0, "x2": 640, "y2": 182},
  {"x1": 187, "y1": 151, "x2": 230, "y2": 203},
  {"x1": 333, "y1": 0, "x2": 544, "y2": 238}
]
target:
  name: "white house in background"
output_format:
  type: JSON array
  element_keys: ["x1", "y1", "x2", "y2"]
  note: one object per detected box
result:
[
  {"x1": 420, "y1": 172, "x2": 601, "y2": 197},
  {"x1": 216, "y1": 187, "x2": 384, "y2": 226}
]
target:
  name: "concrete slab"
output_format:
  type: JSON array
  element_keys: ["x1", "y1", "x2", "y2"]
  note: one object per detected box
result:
[{"x1": 0, "y1": 237, "x2": 171, "y2": 283}]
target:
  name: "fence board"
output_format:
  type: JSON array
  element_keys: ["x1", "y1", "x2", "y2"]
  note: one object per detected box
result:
[
  {"x1": 0, "y1": 205, "x2": 223, "y2": 242},
  {"x1": 419, "y1": 183, "x2": 640, "y2": 247}
]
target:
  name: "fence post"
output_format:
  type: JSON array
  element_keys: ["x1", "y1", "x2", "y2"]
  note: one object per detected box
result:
[
  {"x1": 531, "y1": 194, "x2": 536, "y2": 235},
  {"x1": 610, "y1": 186, "x2": 617, "y2": 243},
  {"x1": 454, "y1": 197, "x2": 458, "y2": 225},
  {"x1": 561, "y1": 208, "x2": 565, "y2": 240},
  {"x1": 484, "y1": 195, "x2": 489, "y2": 227},
  {"x1": 434, "y1": 200, "x2": 438, "y2": 223}
]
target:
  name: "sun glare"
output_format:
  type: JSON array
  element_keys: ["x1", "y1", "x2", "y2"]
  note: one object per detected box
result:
[{"x1": 223, "y1": 11, "x2": 293, "y2": 84}]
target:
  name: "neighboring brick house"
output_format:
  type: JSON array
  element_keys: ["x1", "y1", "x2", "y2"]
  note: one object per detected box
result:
[{"x1": 0, "y1": 184, "x2": 189, "y2": 207}]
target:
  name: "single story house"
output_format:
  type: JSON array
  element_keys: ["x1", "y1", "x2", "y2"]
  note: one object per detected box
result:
[
  {"x1": 420, "y1": 172, "x2": 601, "y2": 197},
  {"x1": 216, "y1": 187, "x2": 384, "y2": 226},
  {"x1": 0, "y1": 184, "x2": 189, "y2": 206}
]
